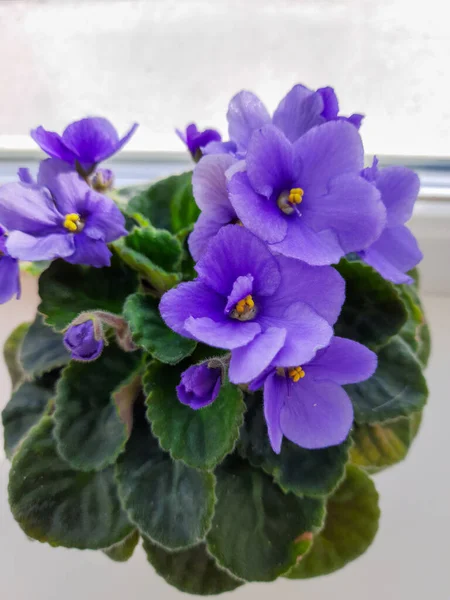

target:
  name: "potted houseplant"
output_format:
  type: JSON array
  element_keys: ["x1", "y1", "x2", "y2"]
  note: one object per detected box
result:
[{"x1": 1, "y1": 83, "x2": 428, "y2": 595}]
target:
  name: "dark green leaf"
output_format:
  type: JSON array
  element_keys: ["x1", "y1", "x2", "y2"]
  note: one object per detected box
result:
[
  {"x1": 103, "y1": 529, "x2": 140, "y2": 563},
  {"x1": 397, "y1": 283, "x2": 431, "y2": 367},
  {"x1": 350, "y1": 412, "x2": 422, "y2": 473},
  {"x1": 113, "y1": 226, "x2": 182, "y2": 294},
  {"x1": 20, "y1": 314, "x2": 70, "y2": 378},
  {"x1": 127, "y1": 172, "x2": 193, "y2": 233},
  {"x1": 123, "y1": 293, "x2": 196, "y2": 364},
  {"x1": 3, "y1": 322, "x2": 29, "y2": 388},
  {"x1": 115, "y1": 412, "x2": 215, "y2": 550},
  {"x1": 38, "y1": 256, "x2": 137, "y2": 331},
  {"x1": 2, "y1": 373, "x2": 58, "y2": 458},
  {"x1": 145, "y1": 361, "x2": 245, "y2": 470},
  {"x1": 238, "y1": 392, "x2": 350, "y2": 497},
  {"x1": 143, "y1": 537, "x2": 243, "y2": 595},
  {"x1": 346, "y1": 336, "x2": 428, "y2": 424},
  {"x1": 170, "y1": 174, "x2": 200, "y2": 232},
  {"x1": 287, "y1": 465, "x2": 379, "y2": 579},
  {"x1": 334, "y1": 259, "x2": 407, "y2": 348},
  {"x1": 206, "y1": 457, "x2": 325, "y2": 582},
  {"x1": 8, "y1": 417, "x2": 133, "y2": 549},
  {"x1": 54, "y1": 345, "x2": 140, "y2": 471}
]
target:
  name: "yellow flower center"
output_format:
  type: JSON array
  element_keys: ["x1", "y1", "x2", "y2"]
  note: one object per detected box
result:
[
  {"x1": 63, "y1": 213, "x2": 83, "y2": 233},
  {"x1": 277, "y1": 188, "x2": 304, "y2": 214},
  {"x1": 230, "y1": 295, "x2": 257, "y2": 321},
  {"x1": 288, "y1": 366, "x2": 306, "y2": 383}
]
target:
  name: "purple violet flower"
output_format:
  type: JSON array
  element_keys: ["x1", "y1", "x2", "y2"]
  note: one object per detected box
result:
[
  {"x1": 205, "y1": 84, "x2": 363, "y2": 156},
  {"x1": 31, "y1": 117, "x2": 138, "y2": 173},
  {"x1": 249, "y1": 337, "x2": 377, "y2": 452},
  {"x1": 358, "y1": 158, "x2": 422, "y2": 284},
  {"x1": 161, "y1": 225, "x2": 345, "y2": 384},
  {"x1": 226, "y1": 122, "x2": 386, "y2": 266},
  {"x1": 63, "y1": 320, "x2": 104, "y2": 362},
  {"x1": 0, "y1": 158, "x2": 127, "y2": 267},
  {"x1": 176, "y1": 123, "x2": 222, "y2": 159},
  {"x1": 177, "y1": 363, "x2": 222, "y2": 409},
  {"x1": 0, "y1": 226, "x2": 20, "y2": 304}
]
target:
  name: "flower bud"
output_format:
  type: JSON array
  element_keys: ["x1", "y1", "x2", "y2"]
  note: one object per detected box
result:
[
  {"x1": 91, "y1": 168, "x2": 114, "y2": 192},
  {"x1": 176, "y1": 363, "x2": 222, "y2": 409},
  {"x1": 63, "y1": 319, "x2": 104, "y2": 362}
]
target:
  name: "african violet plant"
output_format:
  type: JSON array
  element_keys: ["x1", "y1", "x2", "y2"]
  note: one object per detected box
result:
[{"x1": 1, "y1": 85, "x2": 429, "y2": 595}]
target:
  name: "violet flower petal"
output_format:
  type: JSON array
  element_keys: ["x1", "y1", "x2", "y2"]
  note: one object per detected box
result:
[
  {"x1": 37, "y1": 158, "x2": 88, "y2": 216},
  {"x1": 228, "y1": 171, "x2": 288, "y2": 243},
  {"x1": 6, "y1": 230, "x2": 74, "y2": 262},
  {"x1": 188, "y1": 214, "x2": 224, "y2": 262},
  {"x1": 229, "y1": 327, "x2": 286, "y2": 384},
  {"x1": 0, "y1": 182, "x2": 62, "y2": 234},
  {"x1": 192, "y1": 153, "x2": 237, "y2": 222},
  {"x1": 195, "y1": 225, "x2": 281, "y2": 297},
  {"x1": 227, "y1": 90, "x2": 271, "y2": 152},
  {"x1": 273, "y1": 84, "x2": 324, "y2": 142},
  {"x1": 30, "y1": 126, "x2": 79, "y2": 164},
  {"x1": 302, "y1": 172, "x2": 386, "y2": 253},
  {"x1": 306, "y1": 337, "x2": 377, "y2": 385},
  {"x1": 185, "y1": 315, "x2": 261, "y2": 350},
  {"x1": 65, "y1": 235, "x2": 112, "y2": 268},
  {"x1": 376, "y1": 166, "x2": 420, "y2": 227},
  {"x1": 279, "y1": 378, "x2": 354, "y2": 450},
  {"x1": 0, "y1": 255, "x2": 20, "y2": 304},
  {"x1": 225, "y1": 274, "x2": 254, "y2": 314},
  {"x1": 362, "y1": 225, "x2": 423, "y2": 285}
]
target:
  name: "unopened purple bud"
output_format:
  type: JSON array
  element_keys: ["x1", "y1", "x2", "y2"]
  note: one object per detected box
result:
[
  {"x1": 176, "y1": 123, "x2": 222, "y2": 161},
  {"x1": 91, "y1": 168, "x2": 114, "y2": 192},
  {"x1": 176, "y1": 363, "x2": 222, "y2": 410},
  {"x1": 63, "y1": 320, "x2": 104, "y2": 362}
]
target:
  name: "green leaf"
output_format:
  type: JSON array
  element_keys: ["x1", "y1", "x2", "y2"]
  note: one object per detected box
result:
[
  {"x1": 397, "y1": 284, "x2": 431, "y2": 367},
  {"x1": 206, "y1": 457, "x2": 325, "y2": 582},
  {"x1": 350, "y1": 412, "x2": 422, "y2": 473},
  {"x1": 103, "y1": 529, "x2": 140, "y2": 562},
  {"x1": 287, "y1": 465, "x2": 380, "y2": 579},
  {"x1": 145, "y1": 361, "x2": 245, "y2": 470},
  {"x1": 334, "y1": 259, "x2": 407, "y2": 348},
  {"x1": 170, "y1": 174, "x2": 200, "y2": 232},
  {"x1": 238, "y1": 392, "x2": 350, "y2": 497},
  {"x1": 2, "y1": 372, "x2": 58, "y2": 459},
  {"x1": 54, "y1": 345, "x2": 140, "y2": 471},
  {"x1": 3, "y1": 322, "x2": 30, "y2": 388},
  {"x1": 127, "y1": 172, "x2": 194, "y2": 233},
  {"x1": 20, "y1": 314, "x2": 70, "y2": 378},
  {"x1": 123, "y1": 293, "x2": 196, "y2": 364},
  {"x1": 38, "y1": 256, "x2": 137, "y2": 331},
  {"x1": 143, "y1": 537, "x2": 243, "y2": 596},
  {"x1": 115, "y1": 411, "x2": 215, "y2": 550},
  {"x1": 8, "y1": 417, "x2": 133, "y2": 549},
  {"x1": 346, "y1": 336, "x2": 428, "y2": 424},
  {"x1": 114, "y1": 226, "x2": 182, "y2": 294}
]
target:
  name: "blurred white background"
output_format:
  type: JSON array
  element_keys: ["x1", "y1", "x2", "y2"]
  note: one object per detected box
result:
[
  {"x1": 0, "y1": 0, "x2": 449, "y2": 157},
  {"x1": 0, "y1": 1, "x2": 449, "y2": 599}
]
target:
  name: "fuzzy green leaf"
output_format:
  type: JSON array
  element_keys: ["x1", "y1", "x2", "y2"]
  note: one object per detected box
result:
[
  {"x1": 397, "y1": 283, "x2": 431, "y2": 367},
  {"x1": 8, "y1": 417, "x2": 133, "y2": 549},
  {"x1": 113, "y1": 226, "x2": 182, "y2": 294},
  {"x1": 350, "y1": 412, "x2": 422, "y2": 473},
  {"x1": 38, "y1": 256, "x2": 137, "y2": 331},
  {"x1": 206, "y1": 457, "x2": 325, "y2": 582},
  {"x1": 20, "y1": 314, "x2": 70, "y2": 378},
  {"x1": 346, "y1": 336, "x2": 428, "y2": 424},
  {"x1": 143, "y1": 538, "x2": 243, "y2": 595},
  {"x1": 127, "y1": 172, "x2": 194, "y2": 233},
  {"x1": 145, "y1": 361, "x2": 245, "y2": 470},
  {"x1": 3, "y1": 322, "x2": 29, "y2": 388},
  {"x1": 123, "y1": 293, "x2": 196, "y2": 364},
  {"x1": 103, "y1": 529, "x2": 140, "y2": 563},
  {"x1": 115, "y1": 411, "x2": 215, "y2": 550},
  {"x1": 238, "y1": 392, "x2": 350, "y2": 497},
  {"x1": 334, "y1": 259, "x2": 407, "y2": 349},
  {"x1": 2, "y1": 372, "x2": 57, "y2": 459},
  {"x1": 287, "y1": 465, "x2": 380, "y2": 579},
  {"x1": 54, "y1": 345, "x2": 140, "y2": 471}
]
